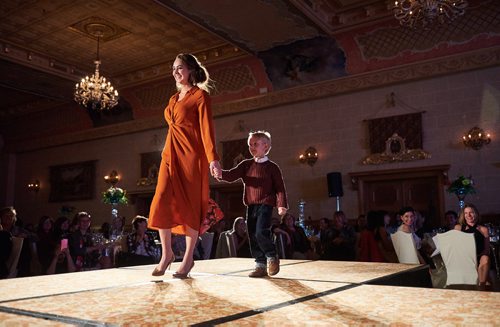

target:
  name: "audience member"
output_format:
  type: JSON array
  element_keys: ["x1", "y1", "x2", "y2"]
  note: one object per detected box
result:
[
  {"x1": 443, "y1": 210, "x2": 458, "y2": 231},
  {"x1": 0, "y1": 207, "x2": 35, "y2": 277},
  {"x1": 358, "y1": 211, "x2": 397, "y2": 263},
  {"x1": 317, "y1": 217, "x2": 334, "y2": 260},
  {"x1": 229, "y1": 217, "x2": 252, "y2": 258},
  {"x1": 355, "y1": 214, "x2": 366, "y2": 233},
  {"x1": 36, "y1": 215, "x2": 56, "y2": 273},
  {"x1": 397, "y1": 207, "x2": 426, "y2": 264},
  {"x1": 454, "y1": 203, "x2": 491, "y2": 287},
  {"x1": 111, "y1": 216, "x2": 126, "y2": 238},
  {"x1": 68, "y1": 212, "x2": 105, "y2": 271},
  {"x1": 53, "y1": 216, "x2": 71, "y2": 241},
  {"x1": 0, "y1": 226, "x2": 12, "y2": 278},
  {"x1": 331, "y1": 211, "x2": 356, "y2": 261},
  {"x1": 279, "y1": 213, "x2": 313, "y2": 259},
  {"x1": 120, "y1": 216, "x2": 160, "y2": 266}
]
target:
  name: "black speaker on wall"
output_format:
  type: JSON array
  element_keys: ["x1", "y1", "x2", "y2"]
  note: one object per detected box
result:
[{"x1": 327, "y1": 172, "x2": 343, "y2": 197}]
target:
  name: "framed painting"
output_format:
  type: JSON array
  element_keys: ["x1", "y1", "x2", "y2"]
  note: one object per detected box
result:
[
  {"x1": 49, "y1": 160, "x2": 96, "y2": 202},
  {"x1": 137, "y1": 151, "x2": 161, "y2": 186}
]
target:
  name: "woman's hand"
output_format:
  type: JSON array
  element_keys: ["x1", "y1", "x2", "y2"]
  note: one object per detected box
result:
[{"x1": 210, "y1": 160, "x2": 222, "y2": 179}]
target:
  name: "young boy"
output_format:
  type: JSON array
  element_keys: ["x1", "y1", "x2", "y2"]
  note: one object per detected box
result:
[{"x1": 216, "y1": 131, "x2": 288, "y2": 277}]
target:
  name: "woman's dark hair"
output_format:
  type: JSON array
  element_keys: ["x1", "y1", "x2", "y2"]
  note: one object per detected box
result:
[
  {"x1": 366, "y1": 211, "x2": 386, "y2": 240},
  {"x1": 36, "y1": 215, "x2": 53, "y2": 234},
  {"x1": 54, "y1": 216, "x2": 70, "y2": 239},
  {"x1": 132, "y1": 215, "x2": 148, "y2": 230},
  {"x1": 176, "y1": 53, "x2": 213, "y2": 93},
  {"x1": 398, "y1": 206, "x2": 414, "y2": 216},
  {"x1": 445, "y1": 210, "x2": 458, "y2": 219}
]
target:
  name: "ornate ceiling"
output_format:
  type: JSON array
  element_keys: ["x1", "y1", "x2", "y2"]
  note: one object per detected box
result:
[{"x1": 0, "y1": 0, "x2": 498, "y2": 152}]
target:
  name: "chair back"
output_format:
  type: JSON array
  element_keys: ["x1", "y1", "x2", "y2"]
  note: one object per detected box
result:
[
  {"x1": 435, "y1": 230, "x2": 478, "y2": 286},
  {"x1": 214, "y1": 231, "x2": 230, "y2": 258},
  {"x1": 274, "y1": 233, "x2": 287, "y2": 259},
  {"x1": 199, "y1": 232, "x2": 214, "y2": 260},
  {"x1": 391, "y1": 231, "x2": 420, "y2": 264},
  {"x1": 6, "y1": 236, "x2": 24, "y2": 278},
  {"x1": 226, "y1": 232, "x2": 238, "y2": 257}
]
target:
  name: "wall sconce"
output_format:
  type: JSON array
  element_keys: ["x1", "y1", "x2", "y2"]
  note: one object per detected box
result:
[
  {"x1": 299, "y1": 146, "x2": 318, "y2": 166},
  {"x1": 27, "y1": 180, "x2": 40, "y2": 193},
  {"x1": 463, "y1": 126, "x2": 491, "y2": 150},
  {"x1": 104, "y1": 170, "x2": 120, "y2": 186}
]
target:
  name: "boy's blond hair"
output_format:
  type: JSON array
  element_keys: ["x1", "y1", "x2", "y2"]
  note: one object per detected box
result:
[{"x1": 248, "y1": 130, "x2": 272, "y2": 154}]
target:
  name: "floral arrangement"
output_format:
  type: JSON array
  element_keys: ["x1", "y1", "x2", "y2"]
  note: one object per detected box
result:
[
  {"x1": 447, "y1": 175, "x2": 475, "y2": 195},
  {"x1": 200, "y1": 198, "x2": 224, "y2": 235},
  {"x1": 102, "y1": 186, "x2": 128, "y2": 205}
]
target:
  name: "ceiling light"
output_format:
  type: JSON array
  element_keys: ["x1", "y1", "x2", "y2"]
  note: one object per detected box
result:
[{"x1": 393, "y1": 0, "x2": 468, "y2": 28}]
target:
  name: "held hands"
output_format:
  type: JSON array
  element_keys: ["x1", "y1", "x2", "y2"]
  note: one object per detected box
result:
[
  {"x1": 278, "y1": 207, "x2": 287, "y2": 216},
  {"x1": 210, "y1": 160, "x2": 222, "y2": 179}
]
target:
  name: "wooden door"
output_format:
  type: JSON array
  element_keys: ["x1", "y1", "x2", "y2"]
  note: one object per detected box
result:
[
  {"x1": 350, "y1": 165, "x2": 449, "y2": 228},
  {"x1": 364, "y1": 177, "x2": 439, "y2": 228}
]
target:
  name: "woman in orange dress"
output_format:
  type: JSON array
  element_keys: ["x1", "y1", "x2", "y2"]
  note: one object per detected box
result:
[{"x1": 148, "y1": 53, "x2": 221, "y2": 278}]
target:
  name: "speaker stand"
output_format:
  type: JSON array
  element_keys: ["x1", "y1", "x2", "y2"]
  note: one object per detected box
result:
[{"x1": 335, "y1": 196, "x2": 341, "y2": 211}]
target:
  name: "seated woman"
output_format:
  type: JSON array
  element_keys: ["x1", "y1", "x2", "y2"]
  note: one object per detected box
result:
[
  {"x1": 228, "y1": 217, "x2": 252, "y2": 258},
  {"x1": 358, "y1": 211, "x2": 397, "y2": 262},
  {"x1": 454, "y1": 203, "x2": 490, "y2": 287},
  {"x1": 279, "y1": 213, "x2": 313, "y2": 259},
  {"x1": 397, "y1": 207, "x2": 426, "y2": 264},
  {"x1": 120, "y1": 216, "x2": 160, "y2": 267}
]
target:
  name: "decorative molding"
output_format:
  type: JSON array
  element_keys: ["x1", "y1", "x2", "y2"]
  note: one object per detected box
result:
[
  {"x1": 362, "y1": 133, "x2": 431, "y2": 165},
  {"x1": 115, "y1": 45, "x2": 247, "y2": 88},
  {"x1": 8, "y1": 46, "x2": 500, "y2": 153},
  {"x1": 356, "y1": 2, "x2": 500, "y2": 60},
  {"x1": 213, "y1": 45, "x2": 500, "y2": 116}
]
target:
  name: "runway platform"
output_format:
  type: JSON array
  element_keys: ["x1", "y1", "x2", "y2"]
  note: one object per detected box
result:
[{"x1": 0, "y1": 258, "x2": 499, "y2": 326}]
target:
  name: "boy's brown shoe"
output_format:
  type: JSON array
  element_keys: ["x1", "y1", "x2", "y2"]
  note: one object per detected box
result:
[
  {"x1": 248, "y1": 267, "x2": 267, "y2": 278},
  {"x1": 267, "y1": 257, "x2": 280, "y2": 276}
]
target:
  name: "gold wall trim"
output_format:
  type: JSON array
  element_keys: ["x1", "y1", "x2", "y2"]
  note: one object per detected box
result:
[{"x1": 10, "y1": 46, "x2": 500, "y2": 153}]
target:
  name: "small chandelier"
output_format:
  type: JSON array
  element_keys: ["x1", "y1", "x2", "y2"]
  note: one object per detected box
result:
[
  {"x1": 463, "y1": 126, "x2": 491, "y2": 151},
  {"x1": 299, "y1": 146, "x2": 318, "y2": 166},
  {"x1": 74, "y1": 31, "x2": 118, "y2": 110},
  {"x1": 393, "y1": 0, "x2": 468, "y2": 28}
]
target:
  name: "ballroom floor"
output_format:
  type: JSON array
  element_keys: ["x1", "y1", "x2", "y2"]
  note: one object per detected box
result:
[{"x1": 0, "y1": 258, "x2": 499, "y2": 326}]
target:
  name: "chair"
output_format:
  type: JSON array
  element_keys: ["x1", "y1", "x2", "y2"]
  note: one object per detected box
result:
[
  {"x1": 391, "y1": 231, "x2": 420, "y2": 264},
  {"x1": 214, "y1": 231, "x2": 230, "y2": 258},
  {"x1": 226, "y1": 232, "x2": 238, "y2": 257},
  {"x1": 199, "y1": 232, "x2": 214, "y2": 260},
  {"x1": 6, "y1": 237, "x2": 24, "y2": 278},
  {"x1": 435, "y1": 230, "x2": 478, "y2": 287},
  {"x1": 274, "y1": 233, "x2": 287, "y2": 259}
]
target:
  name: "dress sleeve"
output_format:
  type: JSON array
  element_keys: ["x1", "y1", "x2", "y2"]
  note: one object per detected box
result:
[{"x1": 197, "y1": 91, "x2": 220, "y2": 163}]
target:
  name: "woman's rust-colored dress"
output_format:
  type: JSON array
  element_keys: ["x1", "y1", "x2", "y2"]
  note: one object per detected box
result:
[{"x1": 148, "y1": 86, "x2": 219, "y2": 235}]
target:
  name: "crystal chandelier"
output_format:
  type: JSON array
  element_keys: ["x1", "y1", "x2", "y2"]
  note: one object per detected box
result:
[
  {"x1": 393, "y1": 0, "x2": 468, "y2": 28},
  {"x1": 74, "y1": 32, "x2": 118, "y2": 110}
]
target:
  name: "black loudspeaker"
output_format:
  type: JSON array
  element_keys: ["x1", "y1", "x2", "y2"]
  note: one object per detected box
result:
[{"x1": 327, "y1": 172, "x2": 343, "y2": 197}]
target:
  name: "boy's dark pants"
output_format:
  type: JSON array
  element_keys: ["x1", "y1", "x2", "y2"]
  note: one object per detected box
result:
[{"x1": 246, "y1": 204, "x2": 276, "y2": 265}]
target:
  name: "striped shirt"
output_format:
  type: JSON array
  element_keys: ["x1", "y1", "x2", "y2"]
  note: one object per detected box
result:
[{"x1": 221, "y1": 158, "x2": 288, "y2": 209}]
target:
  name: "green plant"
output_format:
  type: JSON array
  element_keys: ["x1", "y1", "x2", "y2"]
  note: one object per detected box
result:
[
  {"x1": 447, "y1": 175, "x2": 475, "y2": 195},
  {"x1": 102, "y1": 187, "x2": 128, "y2": 205}
]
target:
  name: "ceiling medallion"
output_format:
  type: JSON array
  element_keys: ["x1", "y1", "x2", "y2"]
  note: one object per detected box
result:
[{"x1": 363, "y1": 133, "x2": 431, "y2": 165}]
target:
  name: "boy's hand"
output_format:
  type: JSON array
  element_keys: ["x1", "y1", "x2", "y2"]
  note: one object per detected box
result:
[
  {"x1": 278, "y1": 207, "x2": 287, "y2": 216},
  {"x1": 210, "y1": 160, "x2": 222, "y2": 179}
]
